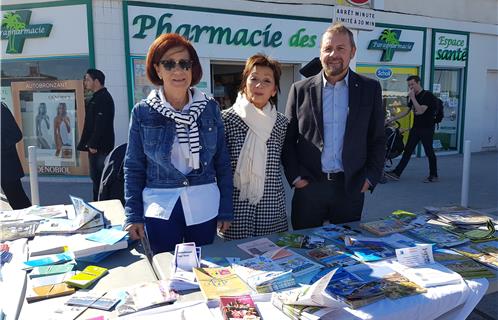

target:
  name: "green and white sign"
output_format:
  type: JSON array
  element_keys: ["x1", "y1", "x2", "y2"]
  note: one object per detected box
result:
[
  {"x1": 434, "y1": 32, "x2": 468, "y2": 67},
  {"x1": 357, "y1": 27, "x2": 423, "y2": 65},
  {"x1": 127, "y1": 4, "x2": 330, "y2": 61},
  {"x1": 1, "y1": 10, "x2": 52, "y2": 54},
  {"x1": 0, "y1": 5, "x2": 89, "y2": 58}
]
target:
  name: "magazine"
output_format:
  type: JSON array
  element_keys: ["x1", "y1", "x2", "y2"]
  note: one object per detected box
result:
[
  {"x1": 425, "y1": 206, "x2": 494, "y2": 225},
  {"x1": 0, "y1": 221, "x2": 39, "y2": 241},
  {"x1": 273, "y1": 251, "x2": 324, "y2": 278},
  {"x1": 344, "y1": 236, "x2": 395, "y2": 262},
  {"x1": 380, "y1": 272, "x2": 427, "y2": 299}
]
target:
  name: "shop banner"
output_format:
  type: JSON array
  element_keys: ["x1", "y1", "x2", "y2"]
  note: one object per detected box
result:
[
  {"x1": 126, "y1": 4, "x2": 330, "y2": 62},
  {"x1": 0, "y1": 5, "x2": 88, "y2": 58},
  {"x1": 433, "y1": 32, "x2": 468, "y2": 68}
]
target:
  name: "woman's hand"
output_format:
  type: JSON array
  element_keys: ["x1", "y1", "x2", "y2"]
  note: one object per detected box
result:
[
  {"x1": 217, "y1": 220, "x2": 231, "y2": 233},
  {"x1": 125, "y1": 223, "x2": 145, "y2": 240}
]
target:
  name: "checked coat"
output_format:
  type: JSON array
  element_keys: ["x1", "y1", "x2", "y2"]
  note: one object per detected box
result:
[{"x1": 219, "y1": 107, "x2": 289, "y2": 240}]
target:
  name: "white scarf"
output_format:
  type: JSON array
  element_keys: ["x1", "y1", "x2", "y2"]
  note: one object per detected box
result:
[
  {"x1": 232, "y1": 93, "x2": 277, "y2": 205},
  {"x1": 146, "y1": 87, "x2": 209, "y2": 169}
]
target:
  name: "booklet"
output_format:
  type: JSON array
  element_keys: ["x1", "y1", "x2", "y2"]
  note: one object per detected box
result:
[
  {"x1": 170, "y1": 242, "x2": 201, "y2": 291},
  {"x1": 0, "y1": 220, "x2": 39, "y2": 241},
  {"x1": 66, "y1": 292, "x2": 120, "y2": 311},
  {"x1": 29, "y1": 263, "x2": 75, "y2": 278},
  {"x1": 390, "y1": 260, "x2": 462, "y2": 287},
  {"x1": 26, "y1": 274, "x2": 76, "y2": 302},
  {"x1": 274, "y1": 251, "x2": 324, "y2": 278},
  {"x1": 23, "y1": 251, "x2": 75, "y2": 269},
  {"x1": 344, "y1": 236, "x2": 395, "y2": 262}
]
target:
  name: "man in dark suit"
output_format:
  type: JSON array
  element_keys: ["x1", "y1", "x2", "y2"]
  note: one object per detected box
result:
[
  {"x1": 77, "y1": 69, "x2": 115, "y2": 201},
  {"x1": 282, "y1": 23, "x2": 385, "y2": 230}
]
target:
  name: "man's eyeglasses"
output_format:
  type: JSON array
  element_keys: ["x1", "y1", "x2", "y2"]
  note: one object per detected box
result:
[{"x1": 159, "y1": 59, "x2": 193, "y2": 71}]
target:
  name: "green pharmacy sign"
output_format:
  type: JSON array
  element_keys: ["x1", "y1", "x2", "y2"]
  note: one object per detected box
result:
[
  {"x1": 368, "y1": 29, "x2": 414, "y2": 62},
  {"x1": 1, "y1": 10, "x2": 52, "y2": 54}
]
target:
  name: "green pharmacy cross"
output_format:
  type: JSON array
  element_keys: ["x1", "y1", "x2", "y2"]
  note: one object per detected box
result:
[
  {"x1": 368, "y1": 29, "x2": 414, "y2": 62},
  {"x1": 1, "y1": 10, "x2": 52, "y2": 54}
]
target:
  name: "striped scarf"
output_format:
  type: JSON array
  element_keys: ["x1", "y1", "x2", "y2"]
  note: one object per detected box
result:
[{"x1": 146, "y1": 88, "x2": 209, "y2": 169}]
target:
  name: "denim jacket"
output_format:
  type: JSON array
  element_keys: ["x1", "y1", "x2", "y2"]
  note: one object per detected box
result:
[{"x1": 124, "y1": 91, "x2": 233, "y2": 225}]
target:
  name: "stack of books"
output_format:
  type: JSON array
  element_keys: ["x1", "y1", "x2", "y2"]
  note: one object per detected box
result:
[{"x1": 434, "y1": 249, "x2": 496, "y2": 279}]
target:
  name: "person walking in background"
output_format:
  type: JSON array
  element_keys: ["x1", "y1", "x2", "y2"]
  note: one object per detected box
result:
[
  {"x1": 219, "y1": 54, "x2": 288, "y2": 240},
  {"x1": 1, "y1": 102, "x2": 31, "y2": 209},
  {"x1": 123, "y1": 33, "x2": 233, "y2": 254},
  {"x1": 35, "y1": 102, "x2": 50, "y2": 149},
  {"x1": 77, "y1": 69, "x2": 115, "y2": 201},
  {"x1": 282, "y1": 23, "x2": 385, "y2": 230},
  {"x1": 54, "y1": 102, "x2": 71, "y2": 157},
  {"x1": 385, "y1": 75, "x2": 439, "y2": 183}
]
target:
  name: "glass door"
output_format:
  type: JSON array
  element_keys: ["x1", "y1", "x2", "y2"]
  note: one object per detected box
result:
[{"x1": 432, "y1": 69, "x2": 461, "y2": 151}]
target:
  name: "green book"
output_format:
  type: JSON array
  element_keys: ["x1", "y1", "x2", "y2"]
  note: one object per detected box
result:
[{"x1": 30, "y1": 263, "x2": 75, "y2": 278}]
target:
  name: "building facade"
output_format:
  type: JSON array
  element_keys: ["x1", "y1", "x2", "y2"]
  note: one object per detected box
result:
[{"x1": 1, "y1": 0, "x2": 497, "y2": 176}]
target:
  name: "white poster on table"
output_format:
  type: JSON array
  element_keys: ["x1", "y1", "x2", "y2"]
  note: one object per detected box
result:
[{"x1": 32, "y1": 92, "x2": 76, "y2": 165}]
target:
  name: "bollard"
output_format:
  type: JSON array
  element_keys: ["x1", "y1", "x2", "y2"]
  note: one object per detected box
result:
[
  {"x1": 460, "y1": 140, "x2": 471, "y2": 207},
  {"x1": 28, "y1": 146, "x2": 40, "y2": 205}
]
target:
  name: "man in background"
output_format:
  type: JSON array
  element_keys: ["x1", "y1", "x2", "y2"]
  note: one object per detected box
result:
[
  {"x1": 385, "y1": 75, "x2": 438, "y2": 183},
  {"x1": 77, "y1": 69, "x2": 115, "y2": 201}
]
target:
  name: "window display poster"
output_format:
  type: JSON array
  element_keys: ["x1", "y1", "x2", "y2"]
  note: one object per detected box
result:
[
  {"x1": 32, "y1": 92, "x2": 76, "y2": 166},
  {"x1": 133, "y1": 58, "x2": 154, "y2": 104}
]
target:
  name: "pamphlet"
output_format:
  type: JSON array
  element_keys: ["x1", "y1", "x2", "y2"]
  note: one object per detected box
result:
[{"x1": 395, "y1": 244, "x2": 434, "y2": 267}]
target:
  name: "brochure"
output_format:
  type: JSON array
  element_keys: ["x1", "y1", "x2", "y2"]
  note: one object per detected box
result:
[
  {"x1": 276, "y1": 233, "x2": 325, "y2": 249},
  {"x1": 65, "y1": 265, "x2": 108, "y2": 289},
  {"x1": 273, "y1": 251, "x2": 324, "y2": 278},
  {"x1": 407, "y1": 223, "x2": 469, "y2": 247},
  {"x1": 220, "y1": 295, "x2": 261, "y2": 320},
  {"x1": 390, "y1": 260, "x2": 462, "y2": 287}
]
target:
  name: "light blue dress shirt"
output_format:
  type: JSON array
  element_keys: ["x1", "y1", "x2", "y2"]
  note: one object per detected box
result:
[{"x1": 321, "y1": 72, "x2": 349, "y2": 173}]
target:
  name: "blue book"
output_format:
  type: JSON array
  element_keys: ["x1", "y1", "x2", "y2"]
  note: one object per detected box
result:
[
  {"x1": 23, "y1": 251, "x2": 75, "y2": 269},
  {"x1": 86, "y1": 228, "x2": 128, "y2": 245}
]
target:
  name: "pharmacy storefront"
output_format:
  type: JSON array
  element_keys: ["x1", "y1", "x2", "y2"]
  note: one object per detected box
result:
[
  {"x1": 0, "y1": 0, "x2": 94, "y2": 176},
  {"x1": 356, "y1": 25, "x2": 426, "y2": 144},
  {"x1": 124, "y1": 2, "x2": 331, "y2": 113}
]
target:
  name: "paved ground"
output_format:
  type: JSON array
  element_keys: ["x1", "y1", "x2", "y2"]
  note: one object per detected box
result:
[{"x1": 2, "y1": 150, "x2": 497, "y2": 319}]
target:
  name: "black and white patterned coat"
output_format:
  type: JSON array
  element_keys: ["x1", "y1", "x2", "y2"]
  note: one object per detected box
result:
[{"x1": 219, "y1": 107, "x2": 289, "y2": 240}]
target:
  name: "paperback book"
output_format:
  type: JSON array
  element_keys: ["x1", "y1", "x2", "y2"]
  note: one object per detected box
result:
[
  {"x1": 65, "y1": 265, "x2": 108, "y2": 289},
  {"x1": 360, "y1": 218, "x2": 414, "y2": 236},
  {"x1": 25, "y1": 272, "x2": 76, "y2": 302},
  {"x1": 425, "y1": 206, "x2": 494, "y2": 226},
  {"x1": 193, "y1": 267, "x2": 252, "y2": 300},
  {"x1": 273, "y1": 251, "x2": 324, "y2": 278},
  {"x1": 307, "y1": 244, "x2": 360, "y2": 269},
  {"x1": 407, "y1": 224, "x2": 469, "y2": 247},
  {"x1": 233, "y1": 256, "x2": 296, "y2": 293},
  {"x1": 324, "y1": 267, "x2": 385, "y2": 309},
  {"x1": 219, "y1": 295, "x2": 261, "y2": 320},
  {"x1": 271, "y1": 294, "x2": 336, "y2": 320}
]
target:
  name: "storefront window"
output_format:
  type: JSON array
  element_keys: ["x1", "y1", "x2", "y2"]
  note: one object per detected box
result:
[
  {"x1": 1, "y1": 57, "x2": 90, "y2": 175},
  {"x1": 357, "y1": 65, "x2": 417, "y2": 144},
  {"x1": 432, "y1": 69, "x2": 461, "y2": 151},
  {"x1": 211, "y1": 64, "x2": 243, "y2": 110},
  {"x1": 131, "y1": 57, "x2": 153, "y2": 105}
]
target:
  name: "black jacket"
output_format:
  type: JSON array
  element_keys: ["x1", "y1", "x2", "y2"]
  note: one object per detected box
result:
[
  {"x1": 282, "y1": 70, "x2": 385, "y2": 194},
  {"x1": 1, "y1": 104, "x2": 25, "y2": 182},
  {"x1": 77, "y1": 87, "x2": 115, "y2": 154}
]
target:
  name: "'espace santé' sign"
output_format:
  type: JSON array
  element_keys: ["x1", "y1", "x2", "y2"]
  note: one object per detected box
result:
[{"x1": 434, "y1": 32, "x2": 468, "y2": 67}]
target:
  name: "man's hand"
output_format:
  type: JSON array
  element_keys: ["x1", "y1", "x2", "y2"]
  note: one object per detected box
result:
[
  {"x1": 217, "y1": 220, "x2": 231, "y2": 233},
  {"x1": 88, "y1": 147, "x2": 97, "y2": 154},
  {"x1": 125, "y1": 223, "x2": 145, "y2": 240},
  {"x1": 294, "y1": 178, "x2": 309, "y2": 189},
  {"x1": 408, "y1": 88, "x2": 416, "y2": 102},
  {"x1": 361, "y1": 180, "x2": 371, "y2": 193}
]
